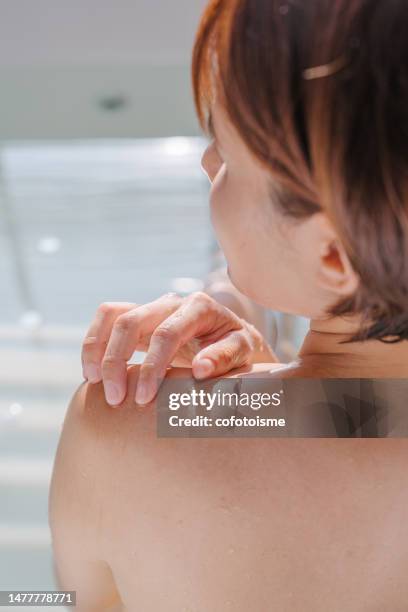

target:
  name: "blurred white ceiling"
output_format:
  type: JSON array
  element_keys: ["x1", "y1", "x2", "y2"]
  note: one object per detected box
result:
[
  {"x1": 0, "y1": 0, "x2": 207, "y2": 66},
  {"x1": 0, "y1": 0, "x2": 208, "y2": 138}
]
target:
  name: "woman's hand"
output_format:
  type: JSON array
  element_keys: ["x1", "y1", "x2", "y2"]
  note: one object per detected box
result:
[{"x1": 81, "y1": 292, "x2": 278, "y2": 406}]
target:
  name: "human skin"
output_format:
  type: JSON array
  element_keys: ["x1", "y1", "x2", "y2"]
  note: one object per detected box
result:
[
  {"x1": 49, "y1": 365, "x2": 408, "y2": 611},
  {"x1": 53, "y1": 33, "x2": 408, "y2": 612},
  {"x1": 194, "y1": 98, "x2": 408, "y2": 378},
  {"x1": 53, "y1": 98, "x2": 408, "y2": 609},
  {"x1": 81, "y1": 98, "x2": 408, "y2": 410}
]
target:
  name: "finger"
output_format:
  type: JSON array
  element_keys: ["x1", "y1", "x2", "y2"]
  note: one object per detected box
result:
[
  {"x1": 135, "y1": 294, "x2": 217, "y2": 405},
  {"x1": 102, "y1": 293, "x2": 182, "y2": 406},
  {"x1": 82, "y1": 302, "x2": 136, "y2": 383},
  {"x1": 191, "y1": 329, "x2": 252, "y2": 380}
]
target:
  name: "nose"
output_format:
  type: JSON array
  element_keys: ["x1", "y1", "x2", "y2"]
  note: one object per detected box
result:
[{"x1": 201, "y1": 141, "x2": 223, "y2": 183}]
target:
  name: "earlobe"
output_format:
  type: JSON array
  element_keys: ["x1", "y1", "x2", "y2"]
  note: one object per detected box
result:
[{"x1": 201, "y1": 141, "x2": 223, "y2": 184}]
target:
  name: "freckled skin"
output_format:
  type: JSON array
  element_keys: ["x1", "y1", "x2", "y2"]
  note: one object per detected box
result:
[{"x1": 50, "y1": 365, "x2": 408, "y2": 611}]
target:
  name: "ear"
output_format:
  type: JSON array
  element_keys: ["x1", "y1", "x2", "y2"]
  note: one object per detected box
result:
[{"x1": 315, "y1": 214, "x2": 360, "y2": 296}]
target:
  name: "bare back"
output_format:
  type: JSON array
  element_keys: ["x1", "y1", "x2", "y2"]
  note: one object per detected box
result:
[{"x1": 50, "y1": 366, "x2": 408, "y2": 611}]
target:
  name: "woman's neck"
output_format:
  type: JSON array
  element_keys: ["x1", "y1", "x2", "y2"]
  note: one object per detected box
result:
[{"x1": 296, "y1": 315, "x2": 408, "y2": 377}]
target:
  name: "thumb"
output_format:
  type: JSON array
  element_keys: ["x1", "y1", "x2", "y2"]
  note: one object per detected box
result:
[{"x1": 191, "y1": 330, "x2": 252, "y2": 379}]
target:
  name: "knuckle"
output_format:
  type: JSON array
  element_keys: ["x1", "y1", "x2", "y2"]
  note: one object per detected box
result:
[
  {"x1": 153, "y1": 325, "x2": 178, "y2": 344},
  {"x1": 97, "y1": 301, "x2": 115, "y2": 316},
  {"x1": 189, "y1": 291, "x2": 210, "y2": 305},
  {"x1": 81, "y1": 336, "x2": 107, "y2": 360},
  {"x1": 215, "y1": 335, "x2": 250, "y2": 369},
  {"x1": 219, "y1": 345, "x2": 236, "y2": 365},
  {"x1": 82, "y1": 335, "x2": 99, "y2": 349},
  {"x1": 114, "y1": 313, "x2": 137, "y2": 334},
  {"x1": 101, "y1": 354, "x2": 120, "y2": 372},
  {"x1": 141, "y1": 360, "x2": 159, "y2": 375},
  {"x1": 187, "y1": 292, "x2": 214, "y2": 316},
  {"x1": 230, "y1": 333, "x2": 251, "y2": 365}
]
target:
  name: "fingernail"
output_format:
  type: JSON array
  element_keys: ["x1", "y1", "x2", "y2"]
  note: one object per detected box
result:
[
  {"x1": 84, "y1": 362, "x2": 101, "y2": 383},
  {"x1": 194, "y1": 358, "x2": 214, "y2": 379},
  {"x1": 104, "y1": 380, "x2": 122, "y2": 406}
]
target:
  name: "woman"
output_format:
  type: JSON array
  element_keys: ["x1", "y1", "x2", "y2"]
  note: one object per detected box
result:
[
  {"x1": 50, "y1": 1, "x2": 408, "y2": 609},
  {"x1": 81, "y1": 0, "x2": 408, "y2": 409}
]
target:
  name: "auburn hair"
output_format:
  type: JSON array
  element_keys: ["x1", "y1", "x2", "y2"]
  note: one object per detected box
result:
[{"x1": 192, "y1": 0, "x2": 408, "y2": 343}]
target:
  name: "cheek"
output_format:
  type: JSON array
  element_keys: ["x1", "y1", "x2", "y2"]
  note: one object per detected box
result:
[
  {"x1": 209, "y1": 167, "x2": 247, "y2": 240},
  {"x1": 208, "y1": 170, "x2": 268, "y2": 292},
  {"x1": 208, "y1": 171, "x2": 305, "y2": 309},
  {"x1": 206, "y1": 164, "x2": 321, "y2": 315}
]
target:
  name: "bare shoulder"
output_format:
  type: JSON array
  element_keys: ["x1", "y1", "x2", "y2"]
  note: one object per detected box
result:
[
  {"x1": 58, "y1": 362, "x2": 408, "y2": 486},
  {"x1": 54, "y1": 364, "x2": 288, "y2": 503},
  {"x1": 62, "y1": 364, "x2": 202, "y2": 455},
  {"x1": 51, "y1": 365, "x2": 408, "y2": 611},
  {"x1": 62, "y1": 365, "x2": 157, "y2": 447},
  {"x1": 53, "y1": 365, "x2": 213, "y2": 496},
  {"x1": 62, "y1": 363, "x2": 281, "y2": 448}
]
